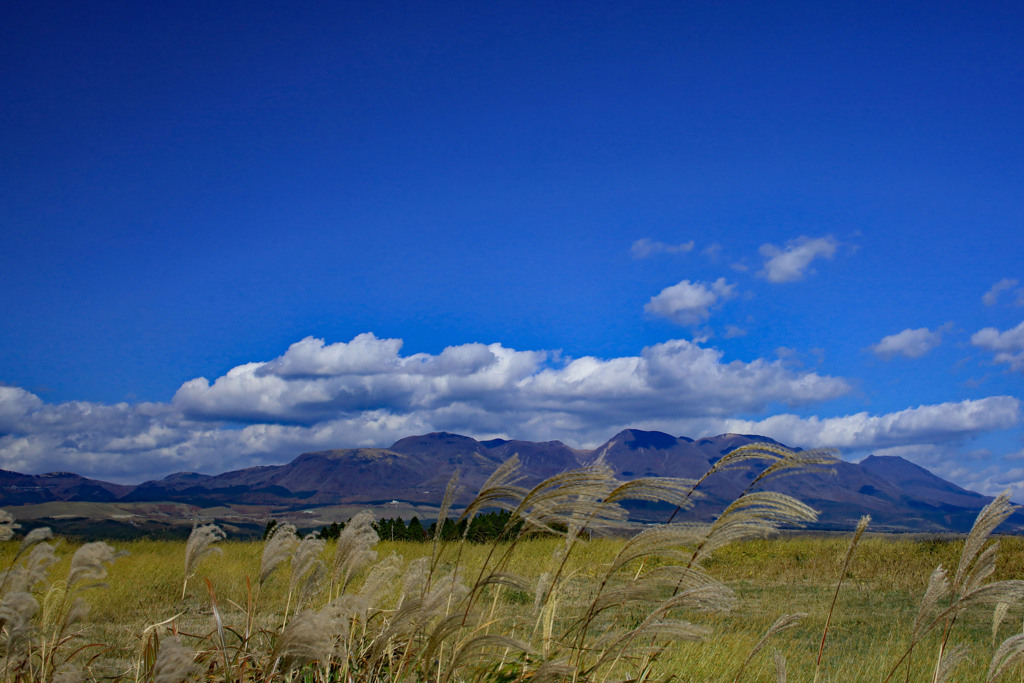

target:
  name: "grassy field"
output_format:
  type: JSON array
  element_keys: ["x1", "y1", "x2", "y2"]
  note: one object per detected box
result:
[
  {"x1": 2, "y1": 446, "x2": 1024, "y2": 681},
  {"x1": 0, "y1": 531, "x2": 1021, "y2": 681}
]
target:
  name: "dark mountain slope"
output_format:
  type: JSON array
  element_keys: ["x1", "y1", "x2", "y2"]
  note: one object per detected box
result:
[{"x1": 3, "y1": 430, "x2": 1021, "y2": 533}]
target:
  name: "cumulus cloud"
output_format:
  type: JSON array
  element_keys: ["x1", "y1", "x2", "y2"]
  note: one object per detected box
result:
[
  {"x1": 971, "y1": 320, "x2": 1024, "y2": 371},
  {"x1": 1, "y1": 334, "x2": 854, "y2": 481},
  {"x1": 630, "y1": 238, "x2": 695, "y2": 259},
  {"x1": 757, "y1": 235, "x2": 839, "y2": 283},
  {"x1": 173, "y1": 334, "x2": 547, "y2": 423},
  {"x1": 644, "y1": 278, "x2": 736, "y2": 325},
  {"x1": 982, "y1": 278, "x2": 1021, "y2": 306},
  {"x1": 870, "y1": 326, "x2": 945, "y2": 359},
  {"x1": 707, "y1": 396, "x2": 1020, "y2": 451},
  {"x1": 5, "y1": 334, "x2": 1023, "y2": 493}
]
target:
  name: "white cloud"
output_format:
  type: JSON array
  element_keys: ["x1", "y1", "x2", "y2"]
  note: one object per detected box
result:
[
  {"x1": 704, "y1": 397, "x2": 1020, "y2": 451},
  {"x1": 971, "y1": 320, "x2": 1024, "y2": 371},
  {"x1": 5, "y1": 335, "x2": 1022, "y2": 495},
  {"x1": 1, "y1": 334, "x2": 855, "y2": 481},
  {"x1": 175, "y1": 335, "x2": 848, "y2": 427},
  {"x1": 644, "y1": 278, "x2": 736, "y2": 325},
  {"x1": 982, "y1": 278, "x2": 1020, "y2": 306},
  {"x1": 870, "y1": 327, "x2": 944, "y2": 359},
  {"x1": 951, "y1": 465, "x2": 1024, "y2": 500},
  {"x1": 757, "y1": 235, "x2": 839, "y2": 283},
  {"x1": 261, "y1": 333, "x2": 404, "y2": 377},
  {"x1": 630, "y1": 238, "x2": 695, "y2": 259}
]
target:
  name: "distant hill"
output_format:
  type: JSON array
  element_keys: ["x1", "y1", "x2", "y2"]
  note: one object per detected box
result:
[{"x1": 2, "y1": 429, "x2": 1021, "y2": 533}]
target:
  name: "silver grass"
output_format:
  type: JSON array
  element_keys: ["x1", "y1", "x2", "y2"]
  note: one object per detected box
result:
[
  {"x1": 17, "y1": 526, "x2": 52, "y2": 554},
  {"x1": 152, "y1": 637, "x2": 199, "y2": 683},
  {"x1": 992, "y1": 602, "x2": 1009, "y2": 647},
  {"x1": 954, "y1": 490, "x2": 1017, "y2": 591},
  {"x1": 276, "y1": 607, "x2": 336, "y2": 670},
  {"x1": 887, "y1": 496, "x2": 1024, "y2": 683},
  {"x1": 605, "y1": 476, "x2": 701, "y2": 509},
  {"x1": 934, "y1": 642, "x2": 969, "y2": 683},
  {"x1": 374, "y1": 570, "x2": 470, "y2": 664},
  {"x1": 181, "y1": 524, "x2": 224, "y2": 598},
  {"x1": 332, "y1": 511, "x2": 379, "y2": 594},
  {"x1": 0, "y1": 590, "x2": 38, "y2": 653},
  {"x1": 586, "y1": 583, "x2": 674, "y2": 619},
  {"x1": 737, "y1": 613, "x2": 806, "y2": 683},
  {"x1": 662, "y1": 442, "x2": 833, "y2": 524},
  {"x1": 512, "y1": 464, "x2": 626, "y2": 537},
  {"x1": 259, "y1": 522, "x2": 298, "y2": 585},
  {"x1": 692, "y1": 491, "x2": 818, "y2": 565},
  {"x1": 475, "y1": 571, "x2": 532, "y2": 593},
  {"x1": 891, "y1": 578, "x2": 1024, "y2": 682},
  {"x1": 24, "y1": 540, "x2": 57, "y2": 589},
  {"x1": 274, "y1": 595, "x2": 364, "y2": 674},
  {"x1": 700, "y1": 443, "x2": 835, "y2": 491},
  {"x1": 601, "y1": 583, "x2": 733, "y2": 646},
  {"x1": 0, "y1": 509, "x2": 18, "y2": 542},
  {"x1": 64, "y1": 596, "x2": 91, "y2": 627},
  {"x1": 51, "y1": 663, "x2": 81, "y2": 683},
  {"x1": 774, "y1": 649, "x2": 787, "y2": 683},
  {"x1": 914, "y1": 565, "x2": 951, "y2": 638},
  {"x1": 319, "y1": 593, "x2": 370, "y2": 654},
  {"x1": 988, "y1": 632, "x2": 1024, "y2": 682},
  {"x1": 744, "y1": 447, "x2": 838, "y2": 492},
  {"x1": 434, "y1": 470, "x2": 464, "y2": 543},
  {"x1": 357, "y1": 552, "x2": 403, "y2": 607},
  {"x1": 423, "y1": 612, "x2": 475, "y2": 668},
  {"x1": 462, "y1": 484, "x2": 531, "y2": 522},
  {"x1": 642, "y1": 564, "x2": 723, "y2": 596},
  {"x1": 596, "y1": 619, "x2": 708, "y2": 649},
  {"x1": 402, "y1": 557, "x2": 431, "y2": 600},
  {"x1": 2, "y1": 542, "x2": 58, "y2": 594},
  {"x1": 290, "y1": 534, "x2": 326, "y2": 609},
  {"x1": 962, "y1": 541, "x2": 1000, "y2": 597},
  {"x1": 370, "y1": 596, "x2": 428, "y2": 663},
  {"x1": 913, "y1": 581, "x2": 1024, "y2": 653},
  {"x1": 461, "y1": 455, "x2": 527, "y2": 524},
  {"x1": 585, "y1": 565, "x2": 726, "y2": 625},
  {"x1": 587, "y1": 614, "x2": 710, "y2": 675},
  {"x1": 660, "y1": 580, "x2": 736, "y2": 615},
  {"x1": 444, "y1": 634, "x2": 534, "y2": 681},
  {"x1": 534, "y1": 571, "x2": 552, "y2": 613},
  {"x1": 532, "y1": 659, "x2": 578, "y2": 683},
  {"x1": 67, "y1": 541, "x2": 124, "y2": 589},
  {"x1": 607, "y1": 524, "x2": 705, "y2": 574},
  {"x1": 956, "y1": 579, "x2": 1024, "y2": 610}
]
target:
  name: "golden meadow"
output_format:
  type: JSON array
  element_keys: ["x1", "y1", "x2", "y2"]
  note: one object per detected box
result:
[{"x1": 2, "y1": 443, "x2": 1024, "y2": 682}]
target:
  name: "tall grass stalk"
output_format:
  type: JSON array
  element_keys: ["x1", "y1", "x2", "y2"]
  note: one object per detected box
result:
[{"x1": 814, "y1": 514, "x2": 870, "y2": 682}]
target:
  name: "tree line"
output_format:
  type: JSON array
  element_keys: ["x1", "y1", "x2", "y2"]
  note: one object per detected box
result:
[{"x1": 263, "y1": 511, "x2": 523, "y2": 543}]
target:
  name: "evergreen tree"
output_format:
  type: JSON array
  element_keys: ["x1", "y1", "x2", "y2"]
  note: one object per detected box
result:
[{"x1": 407, "y1": 516, "x2": 425, "y2": 540}]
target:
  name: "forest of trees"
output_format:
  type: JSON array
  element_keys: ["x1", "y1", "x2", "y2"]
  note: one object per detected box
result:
[{"x1": 263, "y1": 510, "x2": 524, "y2": 543}]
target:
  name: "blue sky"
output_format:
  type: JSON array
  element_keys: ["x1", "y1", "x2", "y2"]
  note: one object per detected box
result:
[{"x1": 2, "y1": 2, "x2": 1023, "y2": 496}]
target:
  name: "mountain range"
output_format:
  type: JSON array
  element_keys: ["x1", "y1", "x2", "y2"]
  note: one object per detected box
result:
[{"x1": 1, "y1": 429, "x2": 1021, "y2": 534}]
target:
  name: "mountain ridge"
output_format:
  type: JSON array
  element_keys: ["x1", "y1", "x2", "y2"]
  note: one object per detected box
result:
[{"x1": 1, "y1": 429, "x2": 1020, "y2": 533}]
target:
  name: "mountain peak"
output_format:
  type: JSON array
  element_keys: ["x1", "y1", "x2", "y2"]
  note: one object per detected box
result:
[{"x1": 612, "y1": 429, "x2": 680, "y2": 451}]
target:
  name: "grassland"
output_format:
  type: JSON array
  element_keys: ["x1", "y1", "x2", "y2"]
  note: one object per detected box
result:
[
  {"x1": 1, "y1": 533, "x2": 1021, "y2": 680},
  {"x1": 2, "y1": 445, "x2": 1024, "y2": 681}
]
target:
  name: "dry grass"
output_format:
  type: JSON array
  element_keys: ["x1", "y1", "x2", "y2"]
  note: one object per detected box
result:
[{"x1": 1, "y1": 445, "x2": 1023, "y2": 681}]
